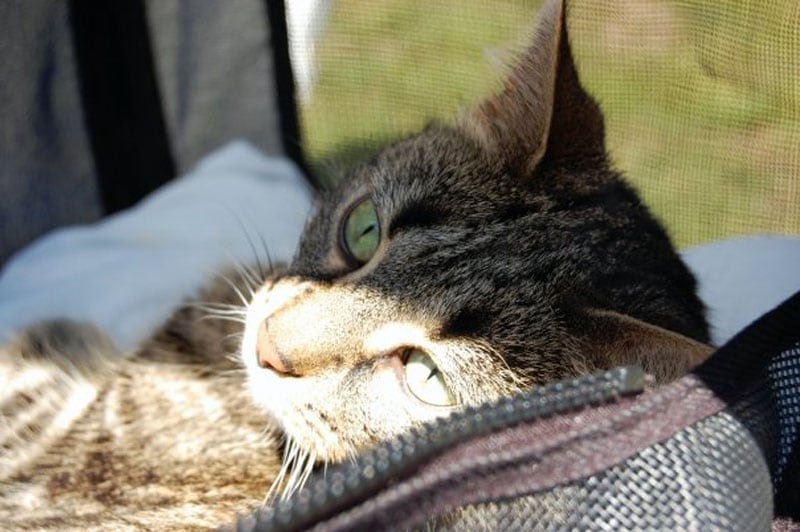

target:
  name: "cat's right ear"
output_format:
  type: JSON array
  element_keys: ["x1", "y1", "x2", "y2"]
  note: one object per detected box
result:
[
  {"x1": 577, "y1": 309, "x2": 714, "y2": 383},
  {"x1": 462, "y1": 0, "x2": 606, "y2": 176}
]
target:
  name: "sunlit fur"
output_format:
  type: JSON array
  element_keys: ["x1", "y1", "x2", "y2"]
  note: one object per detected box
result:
[{"x1": 0, "y1": 0, "x2": 711, "y2": 528}]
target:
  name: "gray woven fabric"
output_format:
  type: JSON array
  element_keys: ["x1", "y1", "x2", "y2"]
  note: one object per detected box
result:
[
  {"x1": 438, "y1": 341, "x2": 800, "y2": 530},
  {"x1": 450, "y1": 412, "x2": 772, "y2": 531}
]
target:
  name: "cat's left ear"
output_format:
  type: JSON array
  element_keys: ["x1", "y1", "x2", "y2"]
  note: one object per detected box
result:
[
  {"x1": 462, "y1": 0, "x2": 605, "y2": 176},
  {"x1": 577, "y1": 309, "x2": 714, "y2": 382}
]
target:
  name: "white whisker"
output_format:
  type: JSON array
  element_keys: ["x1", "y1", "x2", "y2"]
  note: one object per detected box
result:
[
  {"x1": 221, "y1": 332, "x2": 245, "y2": 343},
  {"x1": 218, "y1": 275, "x2": 251, "y2": 307},
  {"x1": 264, "y1": 436, "x2": 317, "y2": 504},
  {"x1": 187, "y1": 300, "x2": 244, "y2": 311},
  {"x1": 194, "y1": 304, "x2": 248, "y2": 314},
  {"x1": 234, "y1": 262, "x2": 262, "y2": 293}
]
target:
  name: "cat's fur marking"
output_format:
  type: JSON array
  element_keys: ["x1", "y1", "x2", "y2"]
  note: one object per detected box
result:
[
  {"x1": 0, "y1": 275, "x2": 282, "y2": 529},
  {"x1": 0, "y1": 0, "x2": 710, "y2": 528}
]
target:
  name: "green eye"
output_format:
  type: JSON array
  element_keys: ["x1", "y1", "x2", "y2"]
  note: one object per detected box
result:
[
  {"x1": 342, "y1": 198, "x2": 381, "y2": 264},
  {"x1": 403, "y1": 349, "x2": 456, "y2": 406}
]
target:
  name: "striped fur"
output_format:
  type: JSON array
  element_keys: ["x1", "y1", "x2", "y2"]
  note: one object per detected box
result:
[{"x1": 0, "y1": 275, "x2": 282, "y2": 530}]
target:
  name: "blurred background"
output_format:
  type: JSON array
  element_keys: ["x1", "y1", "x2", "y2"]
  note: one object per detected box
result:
[
  {"x1": 288, "y1": 0, "x2": 800, "y2": 248},
  {"x1": 1, "y1": 0, "x2": 797, "y2": 265}
]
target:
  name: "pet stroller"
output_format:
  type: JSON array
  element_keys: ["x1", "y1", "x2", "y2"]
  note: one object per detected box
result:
[{"x1": 0, "y1": 1, "x2": 797, "y2": 529}]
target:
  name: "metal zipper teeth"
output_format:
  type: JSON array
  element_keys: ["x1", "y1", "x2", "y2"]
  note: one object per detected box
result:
[{"x1": 248, "y1": 365, "x2": 645, "y2": 532}]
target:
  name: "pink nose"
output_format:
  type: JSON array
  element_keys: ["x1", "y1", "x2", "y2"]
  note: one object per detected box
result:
[{"x1": 256, "y1": 320, "x2": 291, "y2": 374}]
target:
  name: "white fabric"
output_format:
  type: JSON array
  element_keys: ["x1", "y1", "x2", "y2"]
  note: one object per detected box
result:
[
  {"x1": 0, "y1": 141, "x2": 313, "y2": 351},
  {"x1": 682, "y1": 235, "x2": 800, "y2": 346}
]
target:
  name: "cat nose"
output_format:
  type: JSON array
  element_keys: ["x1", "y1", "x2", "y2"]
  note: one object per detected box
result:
[{"x1": 256, "y1": 319, "x2": 293, "y2": 374}]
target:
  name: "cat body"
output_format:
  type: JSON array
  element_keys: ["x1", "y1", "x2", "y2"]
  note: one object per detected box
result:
[
  {"x1": 0, "y1": 0, "x2": 711, "y2": 528},
  {"x1": 0, "y1": 282, "x2": 281, "y2": 529}
]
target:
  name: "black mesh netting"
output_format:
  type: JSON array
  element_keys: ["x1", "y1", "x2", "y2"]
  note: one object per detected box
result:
[{"x1": 771, "y1": 343, "x2": 800, "y2": 488}]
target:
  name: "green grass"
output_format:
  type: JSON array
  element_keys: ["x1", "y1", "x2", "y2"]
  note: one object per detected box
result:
[{"x1": 297, "y1": 0, "x2": 799, "y2": 248}]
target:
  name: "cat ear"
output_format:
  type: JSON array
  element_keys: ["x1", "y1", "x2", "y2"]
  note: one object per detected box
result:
[
  {"x1": 577, "y1": 309, "x2": 714, "y2": 382},
  {"x1": 463, "y1": 0, "x2": 605, "y2": 175}
]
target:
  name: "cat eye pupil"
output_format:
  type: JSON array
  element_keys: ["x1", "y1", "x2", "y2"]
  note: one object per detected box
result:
[{"x1": 342, "y1": 198, "x2": 381, "y2": 265}]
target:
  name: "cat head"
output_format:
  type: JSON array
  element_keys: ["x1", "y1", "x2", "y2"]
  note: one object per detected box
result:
[{"x1": 240, "y1": 0, "x2": 711, "y2": 496}]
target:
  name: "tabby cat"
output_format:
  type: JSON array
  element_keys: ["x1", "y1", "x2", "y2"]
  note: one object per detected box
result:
[{"x1": 0, "y1": 0, "x2": 712, "y2": 529}]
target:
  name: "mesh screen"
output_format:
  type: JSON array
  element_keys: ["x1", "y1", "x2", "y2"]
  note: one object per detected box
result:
[
  {"x1": 769, "y1": 343, "x2": 800, "y2": 487},
  {"x1": 287, "y1": 0, "x2": 800, "y2": 247}
]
